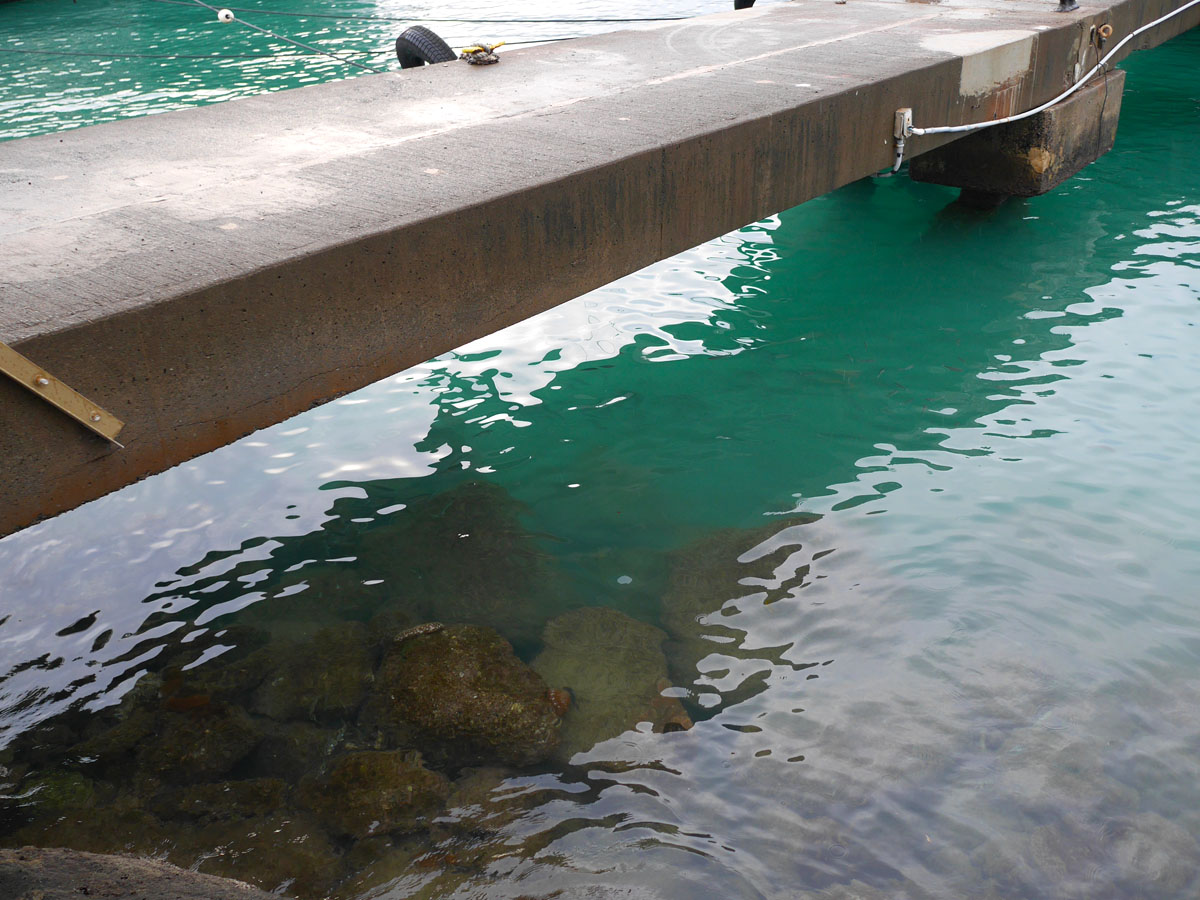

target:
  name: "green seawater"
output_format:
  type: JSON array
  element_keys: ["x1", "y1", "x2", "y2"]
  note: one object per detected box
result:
[
  {"x1": 1, "y1": 6, "x2": 1199, "y2": 898},
  {"x1": 0, "y1": 0, "x2": 779, "y2": 140}
]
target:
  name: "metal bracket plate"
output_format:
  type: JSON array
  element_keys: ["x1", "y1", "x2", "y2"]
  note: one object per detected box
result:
[{"x1": 0, "y1": 341, "x2": 125, "y2": 446}]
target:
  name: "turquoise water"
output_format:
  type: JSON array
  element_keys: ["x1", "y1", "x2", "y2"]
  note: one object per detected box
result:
[
  {"x1": 0, "y1": 0, "x2": 778, "y2": 140},
  {"x1": 2, "y1": 6, "x2": 1200, "y2": 898}
]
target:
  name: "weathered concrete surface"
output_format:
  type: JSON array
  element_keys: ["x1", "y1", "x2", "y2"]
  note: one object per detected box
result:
[
  {"x1": 910, "y1": 67, "x2": 1126, "y2": 195},
  {"x1": 1, "y1": 0, "x2": 1196, "y2": 536},
  {"x1": 0, "y1": 846, "x2": 284, "y2": 900}
]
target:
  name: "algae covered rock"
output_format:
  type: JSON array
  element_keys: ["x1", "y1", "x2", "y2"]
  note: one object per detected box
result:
[
  {"x1": 0, "y1": 770, "x2": 105, "y2": 838},
  {"x1": 149, "y1": 778, "x2": 288, "y2": 823},
  {"x1": 366, "y1": 603, "x2": 419, "y2": 650},
  {"x1": 532, "y1": 607, "x2": 691, "y2": 761},
  {"x1": 179, "y1": 646, "x2": 276, "y2": 705},
  {"x1": 369, "y1": 624, "x2": 562, "y2": 766},
  {"x1": 296, "y1": 750, "x2": 449, "y2": 838},
  {"x1": 332, "y1": 770, "x2": 556, "y2": 900},
  {"x1": 136, "y1": 704, "x2": 263, "y2": 783},
  {"x1": 434, "y1": 766, "x2": 536, "y2": 841},
  {"x1": 17, "y1": 771, "x2": 96, "y2": 812},
  {"x1": 250, "y1": 622, "x2": 373, "y2": 723},
  {"x1": 186, "y1": 810, "x2": 341, "y2": 898},
  {"x1": 249, "y1": 720, "x2": 342, "y2": 783},
  {"x1": 69, "y1": 706, "x2": 158, "y2": 771},
  {"x1": 331, "y1": 834, "x2": 439, "y2": 900},
  {"x1": 71, "y1": 662, "x2": 270, "y2": 783},
  {"x1": 10, "y1": 802, "x2": 167, "y2": 858}
]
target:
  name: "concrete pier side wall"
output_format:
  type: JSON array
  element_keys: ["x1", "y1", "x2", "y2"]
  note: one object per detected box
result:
[
  {"x1": 1, "y1": 0, "x2": 1196, "y2": 536},
  {"x1": 909, "y1": 68, "x2": 1128, "y2": 197}
]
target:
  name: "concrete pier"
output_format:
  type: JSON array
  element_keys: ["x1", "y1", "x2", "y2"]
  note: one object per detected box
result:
[
  {"x1": 910, "y1": 68, "x2": 1127, "y2": 198},
  {"x1": 1, "y1": 0, "x2": 1196, "y2": 536}
]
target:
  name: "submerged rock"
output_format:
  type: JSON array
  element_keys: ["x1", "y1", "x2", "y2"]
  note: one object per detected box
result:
[
  {"x1": 64, "y1": 695, "x2": 265, "y2": 788},
  {"x1": 14, "y1": 780, "x2": 332, "y2": 899},
  {"x1": 250, "y1": 622, "x2": 373, "y2": 723},
  {"x1": 0, "y1": 770, "x2": 110, "y2": 839},
  {"x1": 171, "y1": 650, "x2": 276, "y2": 708},
  {"x1": 1106, "y1": 812, "x2": 1199, "y2": 896},
  {"x1": 794, "y1": 882, "x2": 896, "y2": 900},
  {"x1": 186, "y1": 811, "x2": 340, "y2": 898},
  {"x1": 368, "y1": 624, "x2": 561, "y2": 767},
  {"x1": 296, "y1": 750, "x2": 449, "y2": 839},
  {"x1": 249, "y1": 721, "x2": 342, "y2": 783},
  {"x1": 357, "y1": 481, "x2": 552, "y2": 648},
  {"x1": 971, "y1": 810, "x2": 1200, "y2": 899},
  {"x1": 16, "y1": 771, "x2": 96, "y2": 812},
  {"x1": 234, "y1": 564, "x2": 388, "y2": 643},
  {"x1": 532, "y1": 607, "x2": 691, "y2": 761},
  {"x1": 151, "y1": 627, "x2": 272, "y2": 690},
  {"x1": 136, "y1": 704, "x2": 263, "y2": 784},
  {"x1": 995, "y1": 738, "x2": 1140, "y2": 819},
  {"x1": 434, "y1": 766, "x2": 533, "y2": 840},
  {"x1": 149, "y1": 778, "x2": 288, "y2": 823},
  {"x1": 330, "y1": 834, "x2": 440, "y2": 900},
  {"x1": 69, "y1": 707, "x2": 158, "y2": 772},
  {"x1": 331, "y1": 769, "x2": 562, "y2": 900},
  {"x1": 660, "y1": 519, "x2": 820, "y2": 704},
  {"x1": 366, "y1": 603, "x2": 419, "y2": 650},
  {"x1": 70, "y1": 655, "x2": 272, "y2": 781},
  {"x1": 9, "y1": 802, "x2": 166, "y2": 858}
]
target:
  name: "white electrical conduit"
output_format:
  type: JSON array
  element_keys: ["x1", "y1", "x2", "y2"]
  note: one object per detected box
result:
[{"x1": 892, "y1": 0, "x2": 1200, "y2": 171}]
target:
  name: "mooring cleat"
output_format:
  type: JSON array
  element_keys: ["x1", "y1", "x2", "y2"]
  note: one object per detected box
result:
[{"x1": 460, "y1": 41, "x2": 505, "y2": 65}]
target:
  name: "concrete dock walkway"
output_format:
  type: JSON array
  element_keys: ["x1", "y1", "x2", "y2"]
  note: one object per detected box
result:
[{"x1": 1, "y1": 0, "x2": 1195, "y2": 536}]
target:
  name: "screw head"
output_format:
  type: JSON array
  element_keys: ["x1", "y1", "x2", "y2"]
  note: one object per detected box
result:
[
  {"x1": 35, "y1": 376, "x2": 49, "y2": 387},
  {"x1": 90, "y1": 413, "x2": 102, "y2": 422}
]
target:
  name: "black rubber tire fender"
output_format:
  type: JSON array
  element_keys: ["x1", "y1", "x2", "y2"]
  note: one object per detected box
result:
[
  {"x1": 395, "y1": 26, "x2": 457, "y2": 68},
  {"x1": 734, "y1": 0, "x2": 756, "y2": 8}
]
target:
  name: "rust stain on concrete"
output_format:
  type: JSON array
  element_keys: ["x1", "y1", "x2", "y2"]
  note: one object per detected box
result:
[{"x1": 1027, "y1": 147, "x2": 1055, "y2": 174}]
